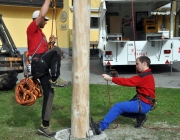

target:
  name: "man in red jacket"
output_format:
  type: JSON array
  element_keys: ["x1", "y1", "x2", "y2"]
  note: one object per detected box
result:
[
  {"x1": 26, "y1": 0, "x2": 61, "y2": 138},
  {"x1": 90, "y1": 56, "x2": 156, "y2": 135}
]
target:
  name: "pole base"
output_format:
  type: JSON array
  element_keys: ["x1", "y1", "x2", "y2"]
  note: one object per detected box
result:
[{"x1": 55, "y1": 128, "x2": 108, "y2": 140}]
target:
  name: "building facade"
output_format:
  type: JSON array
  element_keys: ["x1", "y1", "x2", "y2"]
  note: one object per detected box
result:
[
  {"x1": 1, "y1": 0, "x2": 178, "y2": 58},
  {"x1": 0, "y1": 0, "x2": 101, "y2": 58}
]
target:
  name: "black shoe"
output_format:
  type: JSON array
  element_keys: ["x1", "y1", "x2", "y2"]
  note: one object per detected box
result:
[
  {"x1": 89, "y1": 117, "x2": 101, "y2": 135},
  {"x1": 51, "y1": 76, "x2": 58, "y2": 82},
  {"x1": 135, "y1": 114, "x2": 147, "y2": 128},
  {"x1": 38, "y1": 125, "x2": 56, "y2": 138}
]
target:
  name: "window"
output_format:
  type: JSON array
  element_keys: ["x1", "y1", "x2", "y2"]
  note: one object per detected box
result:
[
  {"x1": 106, "y1": 12, "x2": 118, "y2": 33},
  {"x1": 90, "y1": 17, "x2": 99, "y2": 29},
  {"x1": 136, "y1": 11, "x2": 148, "y2": 31}
]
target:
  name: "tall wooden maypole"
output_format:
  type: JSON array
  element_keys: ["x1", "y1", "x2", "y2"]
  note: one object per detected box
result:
[{"x1": 71, "y1": 0, "x2": 91, "y2": 138}]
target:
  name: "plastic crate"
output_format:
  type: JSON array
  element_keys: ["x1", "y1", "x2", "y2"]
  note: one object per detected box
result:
[
  {"x1": 122, "y1": 38, "x2": 130, "y2": 41},
  {"x1": 144, "y1": 25, "x2": 158, "y2": 33},
  {"x1": 143, "y1": 19, "x2": 156, "y2": 26}
]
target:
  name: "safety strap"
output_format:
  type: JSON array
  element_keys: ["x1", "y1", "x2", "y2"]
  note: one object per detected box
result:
[
  {"x1": 141, "y1": 94, "x2": 156, "y2": 104},
  {"x1": 132, "y1": 93, "x2": 157, "y2": 113},
  {"x1": 137, "y1": 95, "x2": 141, "y2": 114},
  {"x1": 29, "y1": 37, "x2": 43, "y2": 62},
  {"x1": 25, "y1": 37, "x2": 44, "y2": 78},
  {"x1": 141, "y1": 94, "x2": 157, "y2": 110},
  {"x1": 132, "y1": 71, "x2": 155, "y2": 113},
  {"x1": 138, "y1": 71, "x2": 152, "y2": 78},
  {"x1": 131, "y1": 94, "x2": 141, "y2": 113}
]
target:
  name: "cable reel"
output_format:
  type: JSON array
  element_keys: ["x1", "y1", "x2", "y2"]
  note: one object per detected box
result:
[{"x1": 15, "y1": 78, "x2": 42, "y2": 106}]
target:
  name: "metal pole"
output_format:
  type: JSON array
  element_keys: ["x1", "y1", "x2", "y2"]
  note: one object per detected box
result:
[
  {"x1": 170, "y1": 1, "x2": 175, "y2": 39},
  {"x1": 71, "y1": 0, "x2": 91, "y2": 138}
]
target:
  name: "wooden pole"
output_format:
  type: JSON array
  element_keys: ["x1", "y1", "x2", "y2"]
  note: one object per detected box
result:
[{"x1": 71, "y1": 0, "x2": 91, "y2": 138}]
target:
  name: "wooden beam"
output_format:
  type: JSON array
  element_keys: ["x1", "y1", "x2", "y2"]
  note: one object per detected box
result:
[{"x1": 71, "y1": 0, "x2": 91, "y2": 138}]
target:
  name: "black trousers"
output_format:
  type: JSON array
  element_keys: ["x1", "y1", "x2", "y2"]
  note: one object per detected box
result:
[
  {"x1": 39, "y1": 73, "x2": 54, "y2": 121},
  {"x1": 31, "y1": 46, "x2": 61, "y2": 122},
  {"x1": 31, "y1": 46, "x2": 61, "y2": 78},
  {"x1": 41, "y1": 46, "x2": 61, "y2": 77}
]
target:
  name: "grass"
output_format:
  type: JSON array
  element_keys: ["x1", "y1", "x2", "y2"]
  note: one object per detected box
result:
[{"x1": 0, "y1": 84, "x2": 180, "y2": 139}]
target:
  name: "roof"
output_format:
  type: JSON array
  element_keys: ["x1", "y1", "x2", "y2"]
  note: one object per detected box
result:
[
  {"x1": 0, "y1": 0, "x2": 63, "y2": 8},
  {"x1": 151, "y1": 11, "x2": 176, "y2": 15},
  {"x1": 151, "y1": 3, "x2": 176, "y2": 15}
]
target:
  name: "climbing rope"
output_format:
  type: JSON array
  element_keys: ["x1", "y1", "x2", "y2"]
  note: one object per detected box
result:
[{"x1": 15, "y1": 78, "x2": 42, "y2": 106}]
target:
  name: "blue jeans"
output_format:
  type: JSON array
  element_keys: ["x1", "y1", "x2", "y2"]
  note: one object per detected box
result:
[{"x1": 99, "y1": 99, "x2": 152, "y2": 131}]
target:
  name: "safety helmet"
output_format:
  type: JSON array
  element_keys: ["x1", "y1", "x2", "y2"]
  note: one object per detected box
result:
[{"x1": 32, "y1": 10, "x2": 50, "y2": 20}]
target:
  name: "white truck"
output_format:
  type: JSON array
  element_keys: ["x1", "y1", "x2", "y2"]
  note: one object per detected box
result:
[{"x1": 98, "y1": 0, "x2": 180, "y2": 72}]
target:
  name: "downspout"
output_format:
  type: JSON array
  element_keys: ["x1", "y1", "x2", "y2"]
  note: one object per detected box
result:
[{"x1": 170, "y1": 1, "x2": 175, "y2": 39}]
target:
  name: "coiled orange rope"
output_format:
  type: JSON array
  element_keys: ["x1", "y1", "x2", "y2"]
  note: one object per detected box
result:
[{"x1": 15, "y1": 78, "x2": 42, "y2": 106}]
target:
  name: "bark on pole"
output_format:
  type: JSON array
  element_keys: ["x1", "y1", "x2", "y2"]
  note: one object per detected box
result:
[{"x1": 71, "y1": 0, "x2": 91, "y2": 138}]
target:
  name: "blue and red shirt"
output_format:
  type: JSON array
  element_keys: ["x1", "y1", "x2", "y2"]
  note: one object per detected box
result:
[
  {"x1": 112, "y1": 69, "x2": 155, "y2": 105},
  {"x1": 27, "y1": 20, "x2": 48, "y2": 55}
]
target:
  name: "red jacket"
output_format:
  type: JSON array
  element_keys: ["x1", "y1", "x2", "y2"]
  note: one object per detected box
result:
[
  {"x1": 27, "y1": 20, "x2": 48, "y2": 56},
  {"x1": 112, "y1": 69, "x2": 155, "y2": 105}
]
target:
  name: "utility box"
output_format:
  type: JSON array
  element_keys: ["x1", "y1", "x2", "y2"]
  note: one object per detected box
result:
[{"x1": 110, "y1": 16, "x2": 120, "y2": 33}]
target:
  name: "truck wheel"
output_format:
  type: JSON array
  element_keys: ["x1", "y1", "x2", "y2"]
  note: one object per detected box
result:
[{"x1": 0, "y1": 71, "x2": 18, "y2": 90}]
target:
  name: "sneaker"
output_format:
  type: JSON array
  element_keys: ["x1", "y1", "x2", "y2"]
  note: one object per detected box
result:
[
  {"x1": 51, "y1": 76, "x2": 58, "y2": 82},
  {"x1": 38, "y1": 125, "x2": 56, "y2": 138},
  {"x1": 135, "y1": 114, "x2": 147, "y2": 128},
  {"x1": 89, "y1": 117, "x2": 101, "y2": 135},
  {"x1": 50, "y1": 78, "x2": 71, "y2": 88}
]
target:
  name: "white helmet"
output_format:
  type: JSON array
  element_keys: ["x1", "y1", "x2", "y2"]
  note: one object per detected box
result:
[{"x1": 32, "y1": 10, "x2": 50, "y2": 20}]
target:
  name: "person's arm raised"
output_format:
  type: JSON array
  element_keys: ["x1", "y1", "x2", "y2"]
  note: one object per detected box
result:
[{"x1": 36, "y1": 0, "x2": 51, "y2": 26}]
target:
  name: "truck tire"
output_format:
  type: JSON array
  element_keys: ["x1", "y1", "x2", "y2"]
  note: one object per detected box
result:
[{"x1": 0, "y1": 71, "x2": 18, "y2": 90}]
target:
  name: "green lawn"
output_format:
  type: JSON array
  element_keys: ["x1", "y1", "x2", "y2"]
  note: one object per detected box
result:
[{"x1": 0, "y1": 85, "x2": 180, "y2": 139}]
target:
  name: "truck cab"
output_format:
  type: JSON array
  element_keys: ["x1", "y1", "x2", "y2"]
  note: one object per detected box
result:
[{"x1": 98, "y1": 0, "x2": 180, "y2": 71}]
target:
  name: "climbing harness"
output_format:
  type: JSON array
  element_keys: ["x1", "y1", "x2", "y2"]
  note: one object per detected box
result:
[
  {"x1": 130, "y1": 71, "x2": 157, "y2": 114},
  {"x1": 15, "y1": 0, "x2": 57, "y2": 105}
]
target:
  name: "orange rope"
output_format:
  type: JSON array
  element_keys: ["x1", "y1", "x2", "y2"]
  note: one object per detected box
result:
[
  {"x1": 51, "y1": 7, "x2": 55, "y2": 35},
  {"x1": 131, "y1": 0, "x2": 137, "y2": 62},
  {"x1": 51, "y1": 11, "x2": 54, "y2": 35},
  {"x1": 107, "y1": 81, "x2": 112, "y2": 108},
  {"x1": 131, "y1": 0, "x2": 138, "y2": 75},
  {"x1": 48, "y1": 0, "x2": 56, "y2": 50}
]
